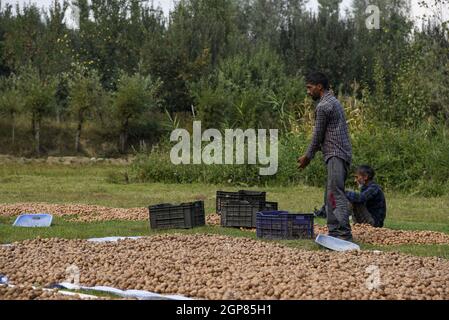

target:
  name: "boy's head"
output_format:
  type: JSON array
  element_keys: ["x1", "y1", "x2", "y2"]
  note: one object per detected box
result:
[{"x1": 354, "y1": 165, "x2": 375, "y2": 187}]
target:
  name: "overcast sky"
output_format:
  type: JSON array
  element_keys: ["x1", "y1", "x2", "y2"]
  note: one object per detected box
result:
[{"x1": 2, "y1": 0, "x2": 448, "y2": 25}]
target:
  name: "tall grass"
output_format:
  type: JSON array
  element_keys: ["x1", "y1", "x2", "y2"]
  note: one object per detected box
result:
[{"x1": 130, "y1": 124, "x2": 449, "y2": 197}]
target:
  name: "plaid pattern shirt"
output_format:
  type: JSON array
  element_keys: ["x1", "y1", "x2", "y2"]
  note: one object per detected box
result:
[
  {"x1": 346, "y1": 181, "x2": 387, "y2": 227},
  {"x1": 306, "y1": 91, "x2": 352, "y2": 164}
]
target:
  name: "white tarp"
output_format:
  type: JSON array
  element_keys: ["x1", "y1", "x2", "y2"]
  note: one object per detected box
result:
[
  {"x1": 315, "y1": 234, "x2": 361, "y2": 251},
  {"x1": 86, "y1": 236, "x2": 143, "y2": 243},
  {"x1": 57, "y1": 282, "x2": 193, "y2": 300},
  {"x1": 0, "y1": 274, "x2": 8, "y2": 285}
]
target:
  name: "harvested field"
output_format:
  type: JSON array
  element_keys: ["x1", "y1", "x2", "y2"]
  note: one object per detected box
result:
[
  {"x1": 0, "y1": 202, "x2": 148, "y2": 222},
  {"x1": 1, "y1": 234, "x2": 449, "y2": 300}
]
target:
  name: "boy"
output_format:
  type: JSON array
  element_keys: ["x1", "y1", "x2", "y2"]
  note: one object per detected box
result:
[{"x1": 346, "y1": 165, "x2": 386, "y2": 228}]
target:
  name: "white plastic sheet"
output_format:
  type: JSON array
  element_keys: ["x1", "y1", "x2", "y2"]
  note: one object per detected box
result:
[
  {"x1": 57, "y1": 282, "x2": 193, "y2": 300},
  {"x1": 315, "y1": 234, "x2": 360, "y2": 251},
  {"x1": 0, "y1": 274, "x2": 8, "y2": 285},
  {"x1": 87, "y1": 236, "x2": 143, "y2": 243}
]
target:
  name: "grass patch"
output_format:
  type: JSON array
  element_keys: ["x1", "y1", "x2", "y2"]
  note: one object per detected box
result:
[{"x1": 361, "y1": 243, "x2": 449, "y2": 259}]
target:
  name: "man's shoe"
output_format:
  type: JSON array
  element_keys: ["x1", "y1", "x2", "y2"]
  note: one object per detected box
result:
[
  {"x1": 313, "y1": 206, "x2": 327, "y2": 218},
  {"x1": 329, "y1": 234, "x2": 354, "y2": 242},
  {"x1": 339, "y1": 236, "x2": 354, "y2": 242}
]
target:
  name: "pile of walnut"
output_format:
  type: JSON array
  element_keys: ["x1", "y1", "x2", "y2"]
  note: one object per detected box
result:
[
  {"x1": 1, "y1": 235, "x2": 448, "y2": 300},
  {"x1": 207, "y1": 213, "x2": 449, "y2": 246},
  {"x1": 0, "y1": 285, "x2": 98, "y2": 300},
  {"x1": 0, "y1": 203, "x2": 147, "y2": 222},
  {"x1": 314, "y1": 224, "x2": 449, "y2": 246}
]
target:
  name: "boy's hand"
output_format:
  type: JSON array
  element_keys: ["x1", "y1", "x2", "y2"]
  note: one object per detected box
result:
[{"x1": 298, "y1": 155, "x2": 311, "y2": 169}]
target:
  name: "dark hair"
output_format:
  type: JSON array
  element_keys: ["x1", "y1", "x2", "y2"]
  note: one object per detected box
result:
[
  {"x1": 356, "y1": 165, "x2": 375, "y2": 180},
  {"x1": 306, "y1": 72, "x2": 330, "y2": 90}
]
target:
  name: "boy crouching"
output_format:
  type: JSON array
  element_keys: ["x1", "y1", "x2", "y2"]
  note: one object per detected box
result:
[{"x1": 346, "y1": 165, "x2": 386, "y2": 228}]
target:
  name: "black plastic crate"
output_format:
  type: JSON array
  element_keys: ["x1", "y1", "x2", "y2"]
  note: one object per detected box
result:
[
  {"x1": 221, "y1": 200, "x2": 259, "y2": 228},
  {"x1": 148, "y1": 201, "x2": 205, "y2": 229},
  {"x1": 256, "y1": 211, "x2": 314, "y2": 240},
  {"x1": 221, "y1": 201, "x2": 280, "y2": 228},
  {"x1": 238, "y1": 190, "x2": 266, "y2": 203},
  {"x1": 264, "y1": 201, "x2": 278, "y2": 211},
  {"x1": 216, "y1": 191, "x2": 241, "y2": 214},
  {"x1": 216, "y1": 190, "x2": 267, "y2": 214}
]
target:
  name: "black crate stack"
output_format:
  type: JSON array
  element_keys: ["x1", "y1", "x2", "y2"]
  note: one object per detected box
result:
[
  {"x1": 149, "y1": 201, "x2": 205, "y2": 229},
  {"x1": 217, "y1": 190, "x2": 278, "y2": 228}
]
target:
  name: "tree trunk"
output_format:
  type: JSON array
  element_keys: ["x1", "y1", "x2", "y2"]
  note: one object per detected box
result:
[
  {"x1": 75, "y1": 111, "x2": 84, "y2": 153},
  {"x1": 31, "y1": 112, "x2": 36, "y2": 137},
  {"x1": 120, "y1": 118, "x2": 129, "y2": 154},
  {"x1": 35, "y1": 116, "x2": 40, "y2": 156},
  {"x1": 56, "y1": 107, "x2": 61, "y2": 125},
  {"x1": 11, "y1": 112, "x2": 15, "y2": 146},
  {"x1": 75, "y1": 124, "x2": 81, "y2": 153}
]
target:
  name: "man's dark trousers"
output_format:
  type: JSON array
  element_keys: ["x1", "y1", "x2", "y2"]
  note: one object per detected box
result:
[{"x1": 325, "y1": 156, "x2": 352, "y2": 239}]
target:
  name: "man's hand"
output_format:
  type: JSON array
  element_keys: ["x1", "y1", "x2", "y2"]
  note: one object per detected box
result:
[{"x1": 298, "y1": 155, "x2": 311, "y2": 170}]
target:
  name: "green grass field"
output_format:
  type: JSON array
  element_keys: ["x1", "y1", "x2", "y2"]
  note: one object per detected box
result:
[{"x1": 1, "y1": 163, "x2": 448, "y2": 258}]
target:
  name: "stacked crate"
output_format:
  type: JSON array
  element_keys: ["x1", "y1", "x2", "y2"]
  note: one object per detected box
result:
[
  {"x1": 217, "y1": 190, "x2": 279, "y2": 228},
  {"x1": 148, "y1": 201, "x2": 205, "y2": 229}
]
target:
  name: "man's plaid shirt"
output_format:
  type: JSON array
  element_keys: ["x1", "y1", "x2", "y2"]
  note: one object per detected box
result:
[{"x1": 306, "y1": 91, "x2": 352, "y2": 164}]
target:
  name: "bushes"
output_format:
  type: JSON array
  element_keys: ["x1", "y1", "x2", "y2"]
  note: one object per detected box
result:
[
  {"x1": 131, "y1": 124, "x2": 449, "y2": 197},
  {"x1": 189, "y1": 46, "x2": 307, "y2": 130}
]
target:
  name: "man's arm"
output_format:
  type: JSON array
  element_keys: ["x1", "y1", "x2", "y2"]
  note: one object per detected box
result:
[
  {"x1": 346, "y1": 184, "x2": 380, "y2": 204},
  {"x1": 305, "y1": 104, "x2": 328, "y2": 160}
]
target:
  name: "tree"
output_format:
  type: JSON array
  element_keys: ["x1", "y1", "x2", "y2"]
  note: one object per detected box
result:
[
  {"x1": 19, "y1": 66, "x2": 57, "y2": 155},
  {"x1": 2, "y1": 3, "x2": 46, "y2": 74},
  {"x1": 68, "y1": 64, "x2": 105, "y2": 152},
  {"x1": 0, "y1": 76, "x2": 23, "y2": 145},
  {"x1": 113, "y1": 72, "x2": 162, "y2": 153}
]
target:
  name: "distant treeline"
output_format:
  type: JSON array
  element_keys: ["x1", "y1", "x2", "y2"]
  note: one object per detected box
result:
[{"x1": 0, "y1": 0, "x2": 448, "y2": 156}]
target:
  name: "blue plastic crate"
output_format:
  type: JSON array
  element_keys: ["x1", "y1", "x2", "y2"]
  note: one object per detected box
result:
[{"x1": 256, "y1": 211, "x2": 314, "y2": 240}]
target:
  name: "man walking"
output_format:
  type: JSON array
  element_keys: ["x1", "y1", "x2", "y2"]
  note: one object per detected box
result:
[{"x1": 298, "y1": 72, "x2": 353, "y2": 241}]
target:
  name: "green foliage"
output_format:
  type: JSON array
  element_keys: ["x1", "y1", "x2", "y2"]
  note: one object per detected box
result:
[
  {"x1": 113, "y1": 71, "x2": 162, "y2": 152},
  {"x1": 131, "y1": 124, "x2": 449, "y2": 197},
  {"x1": 18, "y1": 67, "x2": 57, "y2": 119},
  {"x1": 68, "y1": 64, "x2": 105, "y2": 119},
  {"x1": 191, "y1": 46, "x2": 306, "y2": 130},
  {"x1": 0, "y1": 76, "x2": 23, "y2": 116},
  {"x1": 68, "y1": 63, "x2": 107, "y2": 152},
  {"x1": 0, "y1": 76, "x2": 23, "y2": 144},
  {"x1": 113, "y1": 72, "x2": 162, "y2": 122},
  {"x1": 0, "y1": 0, "x2": 447, "y2": 179}
]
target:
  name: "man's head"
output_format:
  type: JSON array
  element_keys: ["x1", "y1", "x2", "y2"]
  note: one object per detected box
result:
[
  {"x1": 306, "y1": 72, "x2": 329, "y2": 101},
  {"x1": 354, "y1": 165, "x2": 375, "y2": 187}
]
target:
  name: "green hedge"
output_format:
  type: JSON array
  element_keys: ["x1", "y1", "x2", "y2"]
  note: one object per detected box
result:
[{"x1": 130, "y1": 125, "x2": 449, "y2": 197}]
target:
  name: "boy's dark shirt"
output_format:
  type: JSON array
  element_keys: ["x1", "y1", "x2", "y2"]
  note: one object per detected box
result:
[{"x1": 346, "y1": 181, "x2": 387, "y2": 227}]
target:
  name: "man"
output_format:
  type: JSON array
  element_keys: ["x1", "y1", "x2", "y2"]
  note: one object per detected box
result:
[
  {"x1": 298, "y1": 72, "x2": 353, "y2": 241},
  {"x1": 346, "y1": 165, "x2": 387, "y2": 228}
]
